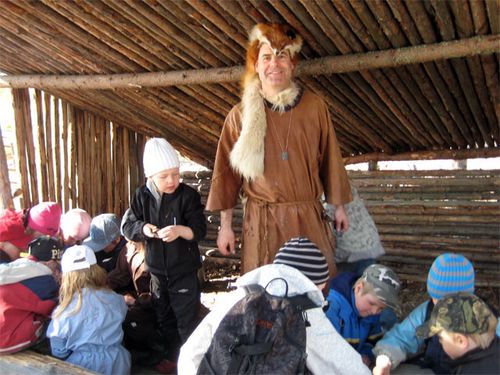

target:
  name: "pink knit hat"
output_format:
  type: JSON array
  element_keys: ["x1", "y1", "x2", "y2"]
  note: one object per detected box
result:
[
  {"x1": 27, "y1": 202, "x2": 62, "y2": 236},
  {"x1": 60, "y1": 208, "x2": 92, "y2": 241}
]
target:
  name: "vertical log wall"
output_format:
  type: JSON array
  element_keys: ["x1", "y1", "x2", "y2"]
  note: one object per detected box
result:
[
  {"x1": 10, "y1": 88, "x2": 146, "y2": 216},
  {"x1": 182, "y1": 169, "x2": 500, "y2": 287}
]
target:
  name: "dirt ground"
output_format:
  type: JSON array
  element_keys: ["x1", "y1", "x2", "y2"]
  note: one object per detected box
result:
[{"x1": 200, "y1": 260, "x2": 500, "y2": 318}]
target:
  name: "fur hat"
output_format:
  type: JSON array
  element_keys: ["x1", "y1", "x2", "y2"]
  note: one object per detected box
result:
[
  {"x1": 143, "y1": 138, "x2": 180, "y2": 178},
  {"x1": 230, "y1": 24, "x2": 303, "y2": 181},
  {"x1": 242, "y1": 23, "x2": 303, "y2": 88}
]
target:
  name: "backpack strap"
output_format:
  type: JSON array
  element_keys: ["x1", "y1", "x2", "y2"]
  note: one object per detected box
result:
[
  {"x1": 227, "y1": 336, "x2": 273, "y2": 374},
  {"x1": 287, "y1": 293, "x2": 317, "y2": 311},
  {"x1": 242, "y1": 284, "x2": 265, "y2": 296}
]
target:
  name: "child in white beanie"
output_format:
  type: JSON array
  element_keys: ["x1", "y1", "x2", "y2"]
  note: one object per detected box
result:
[{"x1": 122, "y1": 138, "x2": 206, "y2": 367}]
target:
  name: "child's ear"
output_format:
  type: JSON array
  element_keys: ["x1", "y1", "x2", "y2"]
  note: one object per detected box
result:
[
  {"x1": 454, "y1": 333, "x2": 469, "y2": 350},
  {"x1": 354, "y1": 282, "x2": 362, "y2": 295}
]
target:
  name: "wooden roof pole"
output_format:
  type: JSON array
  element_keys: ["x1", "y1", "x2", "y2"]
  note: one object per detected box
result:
[
  {"x1": 0, "y1": 35, "x2": 498, "y2": 89},
  {"x1": 344, "y1": 147, "x2": 500, "y2": 165}
]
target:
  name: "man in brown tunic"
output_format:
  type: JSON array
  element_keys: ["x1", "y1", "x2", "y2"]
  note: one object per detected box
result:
[{"x1": 207, "y1": 23, "x2": 352, "y2": 276}]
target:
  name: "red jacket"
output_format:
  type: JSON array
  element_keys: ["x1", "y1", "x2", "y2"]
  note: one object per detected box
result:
[{"x1": 0, "y1": 264, "x2": 58, "y2": 354}]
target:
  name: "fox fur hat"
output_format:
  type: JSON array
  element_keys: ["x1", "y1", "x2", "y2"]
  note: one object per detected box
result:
[{"x1": 230, "y1": 24, "x2": 303, "y2": 181}]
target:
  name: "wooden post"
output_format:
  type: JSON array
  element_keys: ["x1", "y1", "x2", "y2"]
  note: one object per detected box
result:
[
  {"x1": 62, "y1": 101, "x2": 70, "y2": 211},
  {"x1": 44, "y1": 92, "x2": 55, "y2": 202},
  {"x1": 0, "y1": 126, "x2": 13, "y2": 209},
  {"x1": 35, "y1": 90, "x2": 48, "y2": 201},
  {"x1": 12, "y1": 89, "x2": 31, "y2": 207},
  {"x1": 53, "y1": 97, "x2": 61, "y2": 204}
]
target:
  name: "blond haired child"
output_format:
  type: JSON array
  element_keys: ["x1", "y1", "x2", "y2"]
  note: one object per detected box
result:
[
  {"x1": 122, "y1": 137, "x2": 206, "y2": 366},
  {"x1": 46, "y1": 245, "x2": 130, "y2": 375},
  {"x1": 414, "y1": 293, "x2": 499, "y2": 374},
  {"x1": 325, "y1": 264, "x2": 401, "y2": 366}
]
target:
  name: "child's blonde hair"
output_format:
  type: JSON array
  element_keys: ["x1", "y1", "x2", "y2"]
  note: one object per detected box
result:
[
  {"x1": 53, "y1": 264, "x2": 108, "y2": 319},
  {"x1": 354, "y1": 279, "x2": 375, "y2": 296},
  {"x1": 457, "y1": 313, "x2": 498, "y2": 349}
]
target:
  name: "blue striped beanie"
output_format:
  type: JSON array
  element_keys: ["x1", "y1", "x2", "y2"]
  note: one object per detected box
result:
[
  {"x1": 273, "y1": 237, "x2": 329, "y2": 285},
  {"x1": 427, "y1": 253, "x2": 475, "y2": 300}
]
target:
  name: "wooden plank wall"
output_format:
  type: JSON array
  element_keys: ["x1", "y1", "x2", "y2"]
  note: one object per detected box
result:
[
  {"x1": 10, "y1": 88, "x2": 146, "y2": 216},
  {"x1": 182, "y1": 169, "x2": 500, "y2": 287}
]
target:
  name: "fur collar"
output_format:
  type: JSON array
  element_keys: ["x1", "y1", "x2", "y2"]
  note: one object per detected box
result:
[
  {"x1": 230, "y1": 78, "x2": 301, "y2": 181},
  {"x1": 263, "y1": 82, "x2": 301, "y2": 113}
]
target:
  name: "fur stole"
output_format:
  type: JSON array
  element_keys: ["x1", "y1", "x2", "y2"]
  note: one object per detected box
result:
[{"x1": 229, "y1": 78, "x2": 300, "y2": 181}]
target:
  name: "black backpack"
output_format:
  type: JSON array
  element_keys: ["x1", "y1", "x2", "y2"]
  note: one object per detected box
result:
[{"x1": 197, "y1": 278, "x2": 317, "y2": 375}]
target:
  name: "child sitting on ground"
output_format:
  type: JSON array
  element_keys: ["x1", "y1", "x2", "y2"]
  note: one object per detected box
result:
[
  {"x1": 413, "y1": 292, "x2": 499, "y2": 375},
  {"x1": 325, "y1": 264, "x2": 401, "y2": 366},
  {"x1": 372, "y1": 253, "x2": 476, "y2": 374},
  {"x1": 46, "y1": 245, "x2": 130, "y2": 375}
]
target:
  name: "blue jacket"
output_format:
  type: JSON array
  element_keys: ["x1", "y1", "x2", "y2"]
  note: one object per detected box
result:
[
  {"x1": 325, "y1": 273, "x2": 383, "y2": 359},
  {"x1": 372, "y1": 300, "x2": 451, "y2": 373},
  {"x1": 47, "y1": 288, "x2": 131, "y2": 375}
]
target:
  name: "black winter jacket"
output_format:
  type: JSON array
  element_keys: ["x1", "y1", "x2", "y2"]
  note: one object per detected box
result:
[
  {"x1": 449, "y1": 336, "x2": 500, "y2": 374},
  {"x1": 122, "y1": 183, "x2": 206, "y2": 276}
]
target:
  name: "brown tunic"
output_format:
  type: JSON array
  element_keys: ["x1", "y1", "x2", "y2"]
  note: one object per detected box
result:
[{"x1": 207, "y1": 90, "x2": 352, "y2": 275}]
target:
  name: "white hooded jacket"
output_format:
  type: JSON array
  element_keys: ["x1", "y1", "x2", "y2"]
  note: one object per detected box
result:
[{"x1": 178, "y1": 264, "x2": 371, "y2": 375}]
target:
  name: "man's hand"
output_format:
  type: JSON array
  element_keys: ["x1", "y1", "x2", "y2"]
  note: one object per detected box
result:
[
  {"x1": 334, "y1": 204, "x2": 349, "y2": 233},
  {"x1": 217, "y1": 226, "x2": 235, "y2": 256}
]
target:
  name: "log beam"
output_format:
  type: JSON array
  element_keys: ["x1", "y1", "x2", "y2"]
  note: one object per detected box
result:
[
  {"x1": 0, "y1": 35, "x2": 498, "y2": 89},
  {"x1": 344, "y1": 147, "x2": 500, "y2": 165}
]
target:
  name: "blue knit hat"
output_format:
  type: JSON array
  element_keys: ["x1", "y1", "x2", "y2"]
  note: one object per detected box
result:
[
  {"x1": 273, "y1": 237, "x2": 329, "y2": 285},
  {"x1": 427, "y1": 253, "x2": 474, "y2": 300}
]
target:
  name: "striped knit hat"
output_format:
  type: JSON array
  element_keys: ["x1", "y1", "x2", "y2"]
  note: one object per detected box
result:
[
  {"x1": 273, "y1": 237, "x2": 329, "y2": 285},
  {"x1": 427, "y1": 253, "x2": 475, "y2": 300}
]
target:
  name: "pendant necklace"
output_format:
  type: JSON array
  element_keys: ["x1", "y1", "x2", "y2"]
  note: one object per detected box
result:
[{"x1": 268, "y1": 108, "x2": 293, "y2": 161}]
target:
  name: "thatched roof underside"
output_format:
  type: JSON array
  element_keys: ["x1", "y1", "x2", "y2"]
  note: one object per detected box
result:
[{"x1": 0, "y1": 0, "x2": 498, "y2": 167}]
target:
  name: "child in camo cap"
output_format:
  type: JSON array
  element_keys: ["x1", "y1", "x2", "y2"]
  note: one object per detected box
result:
[
  {"x1": 325, "y1": 264, "x2": 401, "y2": 367},
  {"x1": 416, "y1": 293, "x2": 499, "y2": 374},
  {"x1": 372, "y1": 253, "x2": 477, "y2": 375}
]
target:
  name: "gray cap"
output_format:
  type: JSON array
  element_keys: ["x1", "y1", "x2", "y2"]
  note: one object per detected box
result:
[
  {"x1": 83, "y1": 213, "x2": 121, "y2": 252},
  {"x1": 361, "y1": 264, "x2": 401, "y2": 312}
]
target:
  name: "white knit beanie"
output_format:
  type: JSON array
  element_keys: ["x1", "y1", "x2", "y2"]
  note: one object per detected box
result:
[{"x1": 143, "y1": 138, "x2": 180, "y2": 177}]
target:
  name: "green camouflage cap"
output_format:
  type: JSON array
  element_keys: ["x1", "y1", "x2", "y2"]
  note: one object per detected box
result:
[
  {"x1": 361, "y1": 264, "x2": 401, "y2": 312},
  {"x1": 416, "y1": 292, "x2": 493, "y2": 338}
]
